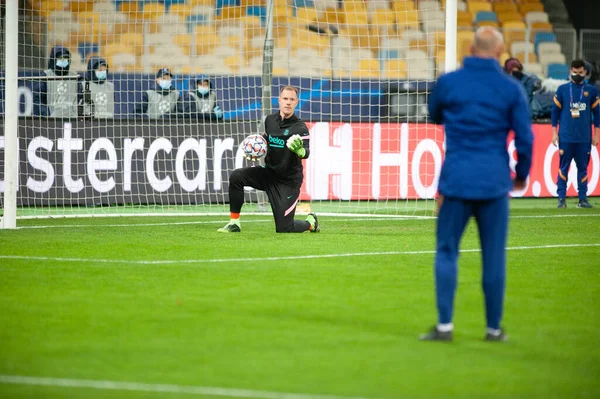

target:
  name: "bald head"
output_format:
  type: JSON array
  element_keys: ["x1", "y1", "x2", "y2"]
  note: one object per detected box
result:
[{"x1": 471, "y1": 27, "x2": 504, "y2": 60}]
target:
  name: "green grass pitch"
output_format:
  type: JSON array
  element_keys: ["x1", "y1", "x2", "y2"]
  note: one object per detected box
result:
[{"x1": 0, "y1": 198, "x2": 599, "y2": 399}]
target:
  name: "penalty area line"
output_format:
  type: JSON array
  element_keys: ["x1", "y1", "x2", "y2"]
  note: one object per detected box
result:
[
  {"x1": 0, "y1": 243, "x2": 598, "y2": 266},
  {"x1": 0, "y1": 375, "x2": 382, "y2": 399}
]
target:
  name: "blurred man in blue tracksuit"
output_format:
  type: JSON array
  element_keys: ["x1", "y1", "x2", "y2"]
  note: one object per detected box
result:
[
  {"x1": 551, "y1": 59, "x2": 600, "y2": 209},
  {"x1": 421, "y1": 27, "x2": 533, "y2": 342}
]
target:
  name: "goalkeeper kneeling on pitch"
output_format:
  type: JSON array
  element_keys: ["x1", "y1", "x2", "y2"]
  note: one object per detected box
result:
[{"x1": 218, "y1": 86, "x2": 320, "y2": 233}]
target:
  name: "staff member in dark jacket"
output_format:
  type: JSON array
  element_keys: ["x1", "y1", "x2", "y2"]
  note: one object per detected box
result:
[
  {"x1": 135, "y1": 68, "x2": 180, "y2": 119},
  {"x1": 421, "y1": 27, "x2": 533, "y2": 342},
  {"x1": 33, "y1": 45, "x2": 78, "y2": 117},
  {"x1": 218, "y1": 86, "x2": 320, "y2": 234},
  {"x1": 551, "y1": 59, "x2": 600, "y2": 209},
  {"x1": 78, "y1": 56, "x2": 115, "y2": 119}
]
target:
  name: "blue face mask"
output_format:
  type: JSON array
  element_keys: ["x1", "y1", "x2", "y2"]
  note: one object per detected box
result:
[
  {"x1": 56, "y1": 59, "x2": 69, "y2": 68},
  {"x1": 158, "y1": 80, "x2": 172, "y2": 90},
  {"x1": 197, "y1": 87, "x2": 209, "y2": 95},
  {"x1": 95, "y1": 70, "x2": 107, "y2": 80}
]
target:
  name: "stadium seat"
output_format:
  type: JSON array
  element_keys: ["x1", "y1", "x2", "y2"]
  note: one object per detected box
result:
[
  {"x1": 539, "y1": 52, "x2": 566, "y2": 67},
  {"x1": 371, "y1": 9, "x2": 396, "y2": 28},
  {"x1": 392, "y1": 1, "x2": 416, "y2": 12},
  {"x1": 169, "y1": 4, "x2": 195, "y2": 20},
  {"x1": 493, "y1": 3, "x2": 517, "y2": 13},
  {"x1": 547, "y1": 63, "x2": 569, "y2": 80},
  {"x1": 120, "y1": 32, "x2": 145, "y2": 56},
  {"x1": 395, "y1": 10, "x2": 420, "y2": 31},
  {"x1": 407, "y1": 59, "x2": 434, "y2": 80},
  {"x1": 520, "y1": 3, "x2": 544, "y2": 14},
  {"x1": 525, "y1": 11, "x2": 549, "y2": 25},
  {"x1": 110, "y1": 52, "x2": 138, "y2": 72},
  {"x1": 514, "y1": 52, "x2": 538, "y2": 64},
  {"x1": 534, "y1": 32, "x2": 557, "y2": 53},
  {"x1": 530, "y1": 21, "x2": 553, "y2": 33},
  {"x1": 163, "y1": 0, "x2": 188, "y2": 11},
  {"x1": 538, "y1": 42, "x2": 562, "y2": 56},
  {"x1": 295, "y1": 7, "x2": 318, "y2": 22},
  {"x1": 498, "y1": 12, "x2": 523, "y2": 24},
  {"x1": 77, "y1": 42, "x2": 99, "y2": 60},
  {"x1": 511, "y1": 41, "x2": 534, "y2": 56},
  {"x1": 378, "y1": 49, "x2": 401, "y2": 60},
  {"x1": 355, "y1": 58, "x2": 381, "y2": 75},
  {"x1": 467, "y1": 2, "x2": 492, "y2": 17},
  {"x1": 523, "y1": 62, "x2": 544, "y2": 78},
  {"x1": 418, "y1": 0, "x2": 441, "y2": 12},
  {"x1": 384, "y1": 59, "x2": 408, "y2": 79},
  {"x1": 474, "y1": 11, "x2": 498, "y2": 23},
  {"x1": 142, "y1": 2, "x2": 166, "y2": 21}
]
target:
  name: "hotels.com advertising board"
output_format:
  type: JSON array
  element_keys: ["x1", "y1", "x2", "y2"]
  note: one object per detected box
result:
[{"x1": 301, "y1": 122, "x2": 600, "y2": 200}]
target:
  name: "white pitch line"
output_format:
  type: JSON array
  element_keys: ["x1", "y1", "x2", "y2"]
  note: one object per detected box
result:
[
  {"x1": 1, "y1": 244, "x2": 598, "y2": 266},
  {"x1": 0, "y1": 375, "x2": 383, "y2": 399},
  {"x1": 10, "y1": 213, "x2": 600, "y2": 230}
]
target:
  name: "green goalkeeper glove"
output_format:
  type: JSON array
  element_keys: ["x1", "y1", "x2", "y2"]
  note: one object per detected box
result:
[{"x1": 286, "y1": 134, "x2": 306, "y2": 158}]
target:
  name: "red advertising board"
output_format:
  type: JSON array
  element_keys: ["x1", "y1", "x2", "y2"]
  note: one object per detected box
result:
[{"x1": 299, "y1": 123, "x2": 600, "y2": 200}]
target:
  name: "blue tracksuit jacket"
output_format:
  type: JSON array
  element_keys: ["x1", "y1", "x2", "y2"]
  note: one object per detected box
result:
[
  {"x1": 428, "y1": 57, "x2": 534, "y2": 200},
  {"x1": 551, "y1": 82, "x2": 600, "y2": 143}
]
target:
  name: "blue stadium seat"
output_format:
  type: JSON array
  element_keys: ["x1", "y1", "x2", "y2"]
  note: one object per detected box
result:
[
  {"x1": 547, "y1": 63, "x2": 569, "y2": 80},
  {"x1": 78, "y1": 42, "x2": 99, "y2": 60},
  {"x1": 378, "y1": 49, "x2": 400, "y2": 60},
  {"x1": 293, "y1": 0, "x2": 315, "y2": 8},
  {"x1": 163, "y1": 0, "x2": 187, "y2": 11},
  {"x1": 534, "y1": 32, "x2": 557, "y2": 53},
  {"x1": 187, "y1": 14, "x2": 207, "y2": 32},
  {"x1": 247, "y1": 6, "x2": 266, "y2": 25},
  {"x1": 216, "y1": 0, "x2": 240, "y2": 10},
  {"x1": 474, "y1": 11, "x2": 498, "y2": 23}
]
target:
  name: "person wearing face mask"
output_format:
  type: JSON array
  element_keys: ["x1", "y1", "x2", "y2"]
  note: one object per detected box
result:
[
  {"x1": 183, "y1": 76, "x2": 223, "y2": 121},
  {"x1": 78, "y1": 56, "x2": 114, "y2": 119},
  {"x1": 504, "y1": 58, "x2": 541, "y2": 106},
  {"x1": 32, "y1": 45, "x2": 79, "y2": 117},
  {"x1": 551, "y1": 59, "x2": 600, "y2": 208},
  {"x1": 135, "y1": 68, "x2": 180, "y2": 119}
]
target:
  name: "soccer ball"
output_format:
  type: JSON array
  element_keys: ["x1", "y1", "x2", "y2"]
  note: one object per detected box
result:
[{"x1": 241, "y1": 134, "x2": 267, "y2": 159}]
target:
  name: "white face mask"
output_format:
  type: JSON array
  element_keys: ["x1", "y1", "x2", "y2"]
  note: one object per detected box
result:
[
  {"x1": 158, "y1": 80, "x2": 172, "y2": 90},
  {"x1": 56, "y1": 59, "x2": 69, "y2": 68},
  {"x1": 197, "y1": 87, "x2": 209, "y2": 95},
  {"x1": 95, "y1": 70, "x2": 107, "y2": 80}
]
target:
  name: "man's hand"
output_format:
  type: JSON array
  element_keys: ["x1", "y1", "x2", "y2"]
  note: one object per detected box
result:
[
  {"x1": 513, "y1": 179, "x2": 526, "y2": 191},
  {"x1": 286, "y1": 134, "x2": 306, "y2": 158},
  {"x1": 552, "y1": 129, "x2": 559, "y2": 147},
  {"x1": 593, "y1": 128, "x2": 599, "y2": 146}
]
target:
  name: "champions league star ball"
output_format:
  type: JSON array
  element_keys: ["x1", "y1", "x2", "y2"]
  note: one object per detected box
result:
[{"x1": 241, "y1": 134, "x2": 267, "y2": 159}]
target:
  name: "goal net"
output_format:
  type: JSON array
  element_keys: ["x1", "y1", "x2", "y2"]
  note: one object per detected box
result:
[{"x1": 1, "y1": 0, "x2": 448, "y2": 222}]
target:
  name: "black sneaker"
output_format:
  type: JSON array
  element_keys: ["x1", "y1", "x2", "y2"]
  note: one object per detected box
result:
[
  {"x1": 557, "y1": 198, "x2": 567, "y2": 208},
  {"x1": 217, "y1": 222, "x2": 241, "y2": 233},
  {"x1": 577, "y1": 199, "x2": 593, "y2": 208},
  {"x1": 419, "y1": 326, "x2": 453, "y2": 342},
  {"x1": 485, "y1": 328, "x2": 508, "y2": 342},
  {"x1": 306, "y1": 212, "x2": 320, "y2": 232}
]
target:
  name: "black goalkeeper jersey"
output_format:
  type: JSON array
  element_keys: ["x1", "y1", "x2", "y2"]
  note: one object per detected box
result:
[{"x1": 263, "y1": 112, "x2": 310, "y2": 189}]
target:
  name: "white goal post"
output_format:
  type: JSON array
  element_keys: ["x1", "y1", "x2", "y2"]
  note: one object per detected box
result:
[{"x1": 1, "y1": 0, "x2": 456, "y2": 227}]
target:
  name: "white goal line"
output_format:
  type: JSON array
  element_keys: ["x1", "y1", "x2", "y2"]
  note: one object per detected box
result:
[{"x1": 0, "y1": 374, "x2": 383, "y2": 399}]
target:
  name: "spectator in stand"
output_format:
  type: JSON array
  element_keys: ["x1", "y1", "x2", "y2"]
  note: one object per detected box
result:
[
  {"x1": 504, "y1": 57, "x2": 541, "y2": 106},
  {"x1": 181, "y1": 76, "x2": 223, "y2": 121},
  {"x1": 78, "y1": 56, "x2": 115, "y2": 119},
  {"x1": 33, "y1": 45, "x2": 79, "y2": 117},
  {"x1": 135, "y1": 68, "x2": 181, "y2": 119}
]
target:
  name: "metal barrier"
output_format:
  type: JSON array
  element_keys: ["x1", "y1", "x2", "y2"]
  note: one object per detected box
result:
[{"x1": 579, "y1": 29, "x2": 600, "y2": 62}]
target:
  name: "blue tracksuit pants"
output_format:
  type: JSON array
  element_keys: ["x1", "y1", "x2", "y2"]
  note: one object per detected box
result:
[
  {"x1": 557, "y1": 142, "x2": 591, "y2": 200},
  {"x1": 435, "y1": 195, "x2": 509, "y2": 329}
]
